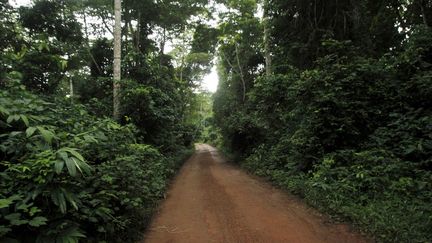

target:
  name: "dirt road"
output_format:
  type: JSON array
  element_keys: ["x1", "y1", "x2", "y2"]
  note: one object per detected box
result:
[{"x1": 143, "y1": 144, "x2": 367, "y2": 243}]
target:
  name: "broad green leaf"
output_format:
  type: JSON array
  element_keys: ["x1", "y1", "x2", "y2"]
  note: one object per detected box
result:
[
  {"x1": 20, "y1": 115, "x2": 29, "y2": 127},
  {"x1": 59, "y1": 60, "x2": 68, "y2": 70},
  {"x1": 9, "y1": 131, "x2": 22, "y2": 137},
  {"x1": 57, "y1": 148, "x2": 91, "y2": 175},
  {"x1": 70, "y1": 157, "x2": 83, "y2": 174},
  {"x1": 65, "y1": 157, "x2": 77, "y2": 177},
  {"x1": 71, "y1": 157, "x2": 91, "y2": 175},
  {"x1": 83, "y1": 135, "x2": 98, "y2": 143},
  {"x1": 38, "y1": 41, "x2": 49, "y2": 51},
  {"x1": 63, "y1": 189, "x2": 78, "y2": 211},
  {"x1": 0, "y1": 198, "x2": 12, "y2": 209},
  {"x1": 57, "y1": 151, "x2": 69, "y2": 162},
  {"x1": 37, "y1": 126, "x2": 55, "y2": 144},
  {"x1": 29, "y1": 206, "x2": 41, "y2": 216},
  {"x1": 6, "y1": 115, "x2": 19, "y2": 124},
  {"x1": 54, "y1": 160, "x2": 65, "y2": 174},
  {"x1": 28, "y1": 216, "x2": 47, "y2": 227},
  {"x1": 51, "y1": 190, "x2": 67, "y2": 213},
  {"x1": 6, "y1": 115, "x2": 14, "y2": 123},
  {"x1": 62, "y1": 148, "x2": 85, "y2": 162},
  {"x1": 26, "y1": 127, "x2": 37, "y2": 137},
  {"x1": 16, "y1": 203, "x2": 30, "y2": 211}
]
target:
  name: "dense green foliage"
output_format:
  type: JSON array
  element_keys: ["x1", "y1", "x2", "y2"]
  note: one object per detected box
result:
[
  {"x1": 2, "y1": 0, "x2": 432, "y2": 241},
  {"x1": 214, "y1": 0, "x2": 432, "y2": 241},
  {"x1": 0, "y1": 82, "x2": 190, "y2": 242},
  {"x1": 0, "y1": 0, "x2": 215, "y2": 242}
]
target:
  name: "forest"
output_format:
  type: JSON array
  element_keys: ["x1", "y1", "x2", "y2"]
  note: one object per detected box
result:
[
  {"x1": 0, "y1": 0, "x2": 215, "y2": 241},
  {"x1": 1, "y1": 0, "x2": 431, "y2": 242},
  {"x1": 213, "y1": 0, "x2": 432, "y2": 242}
]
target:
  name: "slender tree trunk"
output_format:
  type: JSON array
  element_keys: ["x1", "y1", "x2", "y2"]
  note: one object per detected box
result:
[
  {"x1": 159, "y1": 27, "x2": 166, "y2": 67},
  {"x1": 161, "y1": 28, "x2": 166, "y2": 55},
  {"x1": 219, "y1": 49, "x2": 245, "y2": 101},
  {"x1": 420, "y1": 0, "x2": 431, "y2": 27},
  {"x1": 235, "y1": 44, "x2": 246, "y2": 102},
  {"x1": 350, "y1": 0, "x2": 361, "y2": 34},
  {"x1": 136, "y1": 11, "x2": 141, "y2": 51},
  {"x1": 180, "y1": 56, "x2": 185, "y2": 83},
  {"x1": 113, "y1": 0, "x2": 122, "y2": 120},
  {"x1": 69, "y1": 78, "x2": 74, "y2": 104},
  {"x1": 263, "y1": 0, "x2": 272, "y2": 76}
]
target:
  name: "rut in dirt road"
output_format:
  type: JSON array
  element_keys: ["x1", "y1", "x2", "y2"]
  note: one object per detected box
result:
[{"x1": 143, "y1": 144, "x2": 368, "y2": 243}]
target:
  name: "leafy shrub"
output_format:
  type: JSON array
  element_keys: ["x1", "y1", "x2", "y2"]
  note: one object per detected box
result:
[
  {"x1": 0, "y1": 83, "x2": 187, "y2": 242},
  {"x1": 236, "y1": 26, "x2": 432, "y2": 242}
]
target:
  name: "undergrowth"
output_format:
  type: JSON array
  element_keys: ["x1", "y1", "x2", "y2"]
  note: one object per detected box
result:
[
  {"x1": 0, "y1": 82, "x2": 191, "y2": 242},
  {"x1": 219, "y1": 26, "x2": 432, "y2": 243}
]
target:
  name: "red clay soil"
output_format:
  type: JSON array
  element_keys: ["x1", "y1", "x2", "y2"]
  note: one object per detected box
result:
[{"x1": 143, "y1": 144, "x2": 369, "y2": 243}]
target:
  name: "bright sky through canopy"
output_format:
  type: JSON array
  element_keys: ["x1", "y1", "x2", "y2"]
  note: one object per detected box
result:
[
  {"x1": 9, "y1": 0, "x2": 31, "y2": 7},
  {"x1": 9, "y1": 0, "x2": 220, "y2": 92},
  {"x1": 202, "y1": 66, "x2": 218, "y2": 93}
]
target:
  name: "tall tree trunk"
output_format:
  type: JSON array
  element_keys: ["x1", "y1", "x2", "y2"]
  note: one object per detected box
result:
[
  {"x1": 235, "y1": 44, "x2": 246, "y2": 102},
  {"x1": 161, "y1": 27, "x2": 166, "y2": 55},
  {"x1": 350, "y1": 0, "x2": 362, "y2": 35},
  {"x1": 180, "y1": 56, "x2": 185, "y2": 83},
  {"x1": 113, "y1": 0, "x2": 122, "y2": 120},
  {"x1": 263, "y1": 0, "x2": 272, "y2": 76},
  {"x1": 159, "y1": 27, "x2": 166, "y2": 67},
  {"x1": 136, "y1": 11, "x2": 141, "y2": 51},
  {"x1": 420, "y1": 0, "x2": 431, "y2": 27},
  {"x1": 69, "y1": 78, "x2": 73, "y2": 103}
]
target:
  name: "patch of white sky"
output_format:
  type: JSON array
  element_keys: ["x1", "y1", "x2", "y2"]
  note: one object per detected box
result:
[{"x1": 9, "y1": 0, "x2": 31, "y2": 7}]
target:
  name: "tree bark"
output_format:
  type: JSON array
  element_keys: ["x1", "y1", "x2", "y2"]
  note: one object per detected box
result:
[
  {"x1": 219, "y1": 48, "x2": 245, "y2": 102},
  {"x1": 161, "y1": 27, "x2": 166, "y2": 55},
  {"x1": 180, "y1": 56, "x2": 185, "y2": 83},
  {"x1": 263, "y1": 0, "x2": 272, "y2": 76},
  {"x1": 350, "y1": 0, "x2": 361, "y2": 34},
  {"x1": 113, "y1": 0, "x2": 122, "y2": 120},
  {"x1": 159, "y1": 27, "x2": 166, "y2": 67},
  {"x1": 235, "y1": 44, "x2": 246, "y2": 102},
  {"x1": 69, "y1": 78, "x2": 74, "y2": 103},
  {"x1": 420, "y1": 0, "x2": 431, "y2": 27}
]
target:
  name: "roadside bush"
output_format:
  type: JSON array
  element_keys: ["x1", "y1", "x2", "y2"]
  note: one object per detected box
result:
[
  {"x1": 239, "y1": 26, "x2": 432, "y2": 242},
  {"x1": 0, "y1": 82, "x2": 184, "y2": 242}
]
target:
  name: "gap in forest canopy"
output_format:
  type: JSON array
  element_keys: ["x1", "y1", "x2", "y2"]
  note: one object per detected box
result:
[{"x1": 202, "y1": 64, "x2": 219, "y2": 93}]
